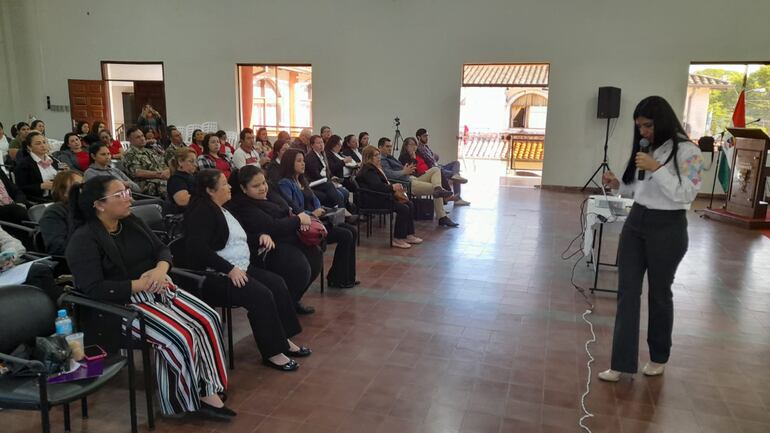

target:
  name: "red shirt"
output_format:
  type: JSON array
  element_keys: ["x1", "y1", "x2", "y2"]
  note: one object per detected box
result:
[
  {"x1": 214, "y1": 156, "x2": 231, "y2": 179},
  {"x1": 75, "y1": 151, "x2": 90, "y2": 171},
  {"x1": 190, "y1": 143, "x2": 204, "y2": 156},
  {"x1": 108, "y1": 140, "x2": 123, "y2": 156},
  {"x1": 414, "y1": 154, "x2": 430, "y2": 176}
]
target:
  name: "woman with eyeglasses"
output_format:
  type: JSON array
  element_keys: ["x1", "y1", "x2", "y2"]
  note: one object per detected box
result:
[{"x1": 65, "y1": 175, "x2": 234, "y2": 420}]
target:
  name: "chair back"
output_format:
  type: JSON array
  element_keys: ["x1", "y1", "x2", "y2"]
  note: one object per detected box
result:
[
  {"x1": 131, "y1": 203, "x2": 164, "y2": 232},
  {"x1": 28, "y1": 203, "x2": 52, "y2": 224},
  {"x1": 168, "y1": 237, "x2": 190, "y2": 268},
  {"x1": 0, "y1": 285, "x2": 57, "y2": 354}
]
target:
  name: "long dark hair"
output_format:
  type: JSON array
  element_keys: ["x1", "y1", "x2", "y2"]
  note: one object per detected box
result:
[
  {"x1": 622, "y1": 96, "x2": 687, "y2": 184},
  {"x1": 399, "y1": 137, "x2": 418, "y2": 164},
  {"x1": 75, "y1": 121, "x2": 88, "y2": 135},
  {"x1": 202, "y1": 133, "x2": 221, "y2": 156},
  {"x1": 62, "y1": 132, "x2": 80, "y2": 152},
  {"x1": 21, "y1": 131, "x2": 44, "y2": 157},
  {"x1": 358, "y1": 131, "x2": 368, "y2": 144},
  {"x1": 324, "y1": 134, "x2": 342, "y2": 153},
  {"x1": 69, "y1": 175, "x2": 117, "y2": 227},
  {"x1": 279, "y1": 148, "x2": 308, "y2": 188},
  {"x1": 342, "y1": 134, "x2": 356, "y2": 153},
  {"x1": 191, "y1": 129, "x2": 204, "y2": 145},
  {"x1": 230, "y1": 165, "x2": 265, "y2": 196},
  {"x1": 190, "y1": 168, "x2": 223, "y2": 203}
]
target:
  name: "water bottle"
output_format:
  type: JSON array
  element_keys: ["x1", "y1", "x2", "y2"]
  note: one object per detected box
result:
[{"x1": 55, "y1": 309, "x2": 73, "y2": 336}]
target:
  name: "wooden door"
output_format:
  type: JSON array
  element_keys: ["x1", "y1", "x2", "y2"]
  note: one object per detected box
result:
[
  {"x1": 133, "y1": 81, "x2": 166, "y2": 126},
  {"x1": 68, "y1": 79, "x2": 110, "y2": 132}
]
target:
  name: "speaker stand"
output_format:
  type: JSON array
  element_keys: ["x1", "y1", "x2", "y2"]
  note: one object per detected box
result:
[{"x1": 581, "y1": 118, "x2": 613, "y2": 191}]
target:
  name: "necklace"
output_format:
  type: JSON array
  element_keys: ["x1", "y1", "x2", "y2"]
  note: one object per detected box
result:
[{"x1": 108, "y1": 221, "x2": 123, "y2": 236}]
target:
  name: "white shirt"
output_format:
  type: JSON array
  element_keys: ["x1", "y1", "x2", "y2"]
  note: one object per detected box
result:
[
  {"x1": 216, "y1": 209, "x2": 251, "y2": 270},
  {"x1": 617, "y1": 138, "x2": 703, "y2": 210},
  {"x1": 31, "y1": 152, "x2": 59, "y2": 182},
  {"x1": 314, "y1": 150, "x2": 327, "y2": 178},
  {"x1": 232, "y1": 146, "x2": 260, "y2": 169}
]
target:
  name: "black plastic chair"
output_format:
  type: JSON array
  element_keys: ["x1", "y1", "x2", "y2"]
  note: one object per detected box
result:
[
  {"x1": 350, "y1": 177, "x2": 394, "y2": 247},
  {"x1": 0, "y1": 285, "x2": 141, "y2": 433},
  {"x1": 131, "y1": 203, "x2": 182, "y2": 244}
]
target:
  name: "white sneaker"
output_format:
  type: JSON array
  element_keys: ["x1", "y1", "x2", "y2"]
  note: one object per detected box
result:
[
  {"x1": 642, "y1": 362, "x2": 665, "y2": 376},
  {"x1": 598, "y1": 369, "x2": 622, "y2": 382},
  {"x1": 392, "y1": 239, "x2": 412, "y2": 249},
  {"x1": 406, "y1": 235, "x2": 423, "y2": 244},
  {"x1": 454, "y1": 199, "x2": 471, "y2": 206}
]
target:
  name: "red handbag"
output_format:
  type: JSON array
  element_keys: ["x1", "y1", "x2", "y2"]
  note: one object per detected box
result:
[{"x1": 297, "y1": 215, "x2": 328, "y2": 246}]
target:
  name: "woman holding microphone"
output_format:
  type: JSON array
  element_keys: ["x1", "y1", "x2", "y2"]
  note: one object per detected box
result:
[{"x1": 598, "y1": 96, "x2": 703, "y2": 382}]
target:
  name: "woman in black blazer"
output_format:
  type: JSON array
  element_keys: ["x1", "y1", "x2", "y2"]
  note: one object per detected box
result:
[
  {"x1": 0, "y1": 166, "x2": 29, "y2": 224},
  {"x1": 183, "y1": 168, "x2": 310, "y2": 371},
  {"x1": 226, "y1": 166, "x2": 322, "y2": 315},
  {"x1": 14, "y1": 131, "x2": 62, "y2": 201},
  {"x1": 356, "y1": 146, "x2": 421, "y2": 249},
  {"x1": 65, "y1": 175, "x2": 234, "y2": 420}
]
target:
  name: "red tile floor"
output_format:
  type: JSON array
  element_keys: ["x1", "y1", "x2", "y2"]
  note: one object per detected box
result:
[{"x1": 4, "y1": 182, "x2": 770, "y2": 433}]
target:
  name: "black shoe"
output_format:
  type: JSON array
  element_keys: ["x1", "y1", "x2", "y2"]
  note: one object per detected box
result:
[
  {"x1": 353, "y1": 280, "x2": 361, "y2": 286},
  {"x1": 328, "y1": 280, "x2": 355, "y2": 289},
  {"x1": 295, "y1": 303, "x2": 315, "y2": 315},
  {"x1": 218, "y1": 392, "x2": 228, "y2": 403},
  {"x1": 197, "y1": 402, "x2": 237, "y2": 421},
  {"x1": 438, "y1": 216, "x2": 459, "y2": 227},
  {"x1": 284, "y1": 346, "x2": 312, "y2": 357},
  {"x1": 262, "y1": 358, "x2": 300, "y2": 372},
  {"x1": 433, "y1": 187, "x2": 454, "y2": 199}
]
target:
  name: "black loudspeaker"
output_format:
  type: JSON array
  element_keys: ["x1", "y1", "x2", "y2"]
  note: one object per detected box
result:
[{"x1": 597, "y1": 86, "x2": 621, "y2": 119}]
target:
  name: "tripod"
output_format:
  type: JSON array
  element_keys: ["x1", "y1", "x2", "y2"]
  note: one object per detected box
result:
[
  {"x1": 393, "y1": 118, "x2": 403, "y2": 152},
  {"x1": 581, "y1": 117, "x2": 613, "y2": 191}
]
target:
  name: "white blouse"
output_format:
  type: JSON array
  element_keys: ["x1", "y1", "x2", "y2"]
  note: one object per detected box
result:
[
  {"x1": 617, "y1": 138, "x2": 703, "y2": 210},
  {"x1": 216, "y1": 208, "x2": 251, "y2": 270}
]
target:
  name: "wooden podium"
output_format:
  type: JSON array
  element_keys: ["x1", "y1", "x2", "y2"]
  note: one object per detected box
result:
[{"x1": 725, "y1": 128, "x2": 769, "y2": 218}]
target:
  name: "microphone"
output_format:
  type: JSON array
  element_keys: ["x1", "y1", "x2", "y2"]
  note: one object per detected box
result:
[{"x1": 638, "y1": 138, "x2": 650, "y2": 181}]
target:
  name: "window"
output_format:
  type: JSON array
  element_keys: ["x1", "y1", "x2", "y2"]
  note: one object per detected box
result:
[{"x1": 237, "y1": 65, "x2": 312, "y2": 136}]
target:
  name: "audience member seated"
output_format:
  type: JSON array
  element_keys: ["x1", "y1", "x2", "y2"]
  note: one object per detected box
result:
[
  {"x1": 277, "y1": 130, "x2": 291, "y2": 144},
  {"x1": 264, "y1": 139, "x2": 289, "y2": 185},
  {"x1": 65, "y1": 175, "x2": 234, "y2": 420},
  {"x1": 328, "y1": 134, "x2": 358, "y2": 191},
  {"x1": 290, "y1": 129, "x2": 310, "y2": 151},
  {"x1": 343, "y1": 133, "x2": 364, "y2": 163},
  {"x1": 0, "y1": 164, "x2": 29, "y2": 224},
  {"x1": 215, "y1": 130, "x2": 236, "y2": 158},
  {"x1": 143, "y1": 128, "x2": 165, "y2": 155},
  {"x1": 255, "y1": 127, "x2": 272, "y2": 155},
  {"x1": 54, "y1": 132, "x2": 90, "y2": 172},
  {"x1": 184, "y1": 169, "x2": 311, "y2": 371},
  {"x1": 378, "y1": 137, "x2": 458, "y2": 227},
  {"x1": 0, "y1": 225, "x2": 58, "y2": 300},
  {"x1": 305, "y1": 134, "x2": 348, "y2": 208},
  {"x1": 31, "y1": 119, "x2": 46, "y2": 135},
  {"x1": 166, "y1": 147, "x2": 197, "y2": 213},
  {"x1": 357, "y1": 146, "x2": 423, "y2": 248},
  {"x1": 84, "y1": 142, "x2": 141, "y2": 193},
  {"x1": 227, "y1": 166, "x2": 322, "y2": 315},
  {"x1": 197, "y1": 133, "x2": 233, "y2": 179},
  {"x1": 278, "y1": 149, "x2": 358, "y2": 288},
  {"x1": 190, "y1": 128, "x2": 205, "y2": 155},
  {"x1": 0, "y1": 121, "x2": 9, "y2": 165},
  {"x1": 14, "y1": 131, "x2": 62, "y2": 201},
  {"x1": 96, "y1": 128, "x2": 124, "y2": 160},
  {"x1": 164, "y1": 127, "x2": 186, "y2": 164},
  {"x1": 39, "y1": 170, "x2": 82, "y2": 255},
  {"x1": 123, "y1": 126, "x2": 169, "y2": 198},
  {"x1": 320, "y1": 125, "x2": 332, "y2": 143},
  {"x1": 9, "y1": 121, "x2": 30, "y2": 160},
  {"x1": 232, "y1": 128, "x2": 261, "y2": 169},
  {"x1": 415, "y1": 128, "x2": 470, "y2": 206},
  {"x1": 74, "y1": 120, "x2": 89, "y2": 138}
]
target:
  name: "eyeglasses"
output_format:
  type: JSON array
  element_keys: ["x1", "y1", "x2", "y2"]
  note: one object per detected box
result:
[{"x1": 99, "y1": 189, "x2": 132, "y2": 201}]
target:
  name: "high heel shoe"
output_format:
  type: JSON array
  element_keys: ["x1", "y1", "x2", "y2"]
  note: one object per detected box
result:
[{"x1": 262, "y1": 358, "x2": 299, "y2": 372}]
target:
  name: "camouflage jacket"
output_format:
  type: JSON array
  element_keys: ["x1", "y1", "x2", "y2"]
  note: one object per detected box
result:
[{"x1": 123, "y1": 145, "x2": 167, "y2": 197}]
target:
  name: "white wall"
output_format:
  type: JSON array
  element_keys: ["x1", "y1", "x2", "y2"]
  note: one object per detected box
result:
[{"x1": 3, "y1": 0, "x2": 769, "y2": 187}]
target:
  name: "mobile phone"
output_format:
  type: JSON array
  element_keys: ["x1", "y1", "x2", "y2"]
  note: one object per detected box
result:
[{"x1": 83, "y1": 345, "x2": 107, "y2": 361}]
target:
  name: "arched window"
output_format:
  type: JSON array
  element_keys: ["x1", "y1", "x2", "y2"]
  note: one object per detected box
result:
[{"x1": 509, "y1": 93, "x2": 548, "y2": 129}]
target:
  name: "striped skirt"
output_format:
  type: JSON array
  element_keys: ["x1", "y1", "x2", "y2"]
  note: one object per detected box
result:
[{"x1": 129, "y1": 287, "x2": 228, "y2": 415}]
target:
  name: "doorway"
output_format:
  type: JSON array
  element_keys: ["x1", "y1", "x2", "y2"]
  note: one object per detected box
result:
[
  {"x1": 459, "y1": 63, "x2": 550, "y2": 188},
  {"x1": 101, "y1": 62, "x2": 165, "y2": 140}
]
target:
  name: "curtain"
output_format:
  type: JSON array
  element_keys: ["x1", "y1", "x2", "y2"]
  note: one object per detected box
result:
[{"x1": 240, "y1": 66, "x2": 254, "y2": 129}]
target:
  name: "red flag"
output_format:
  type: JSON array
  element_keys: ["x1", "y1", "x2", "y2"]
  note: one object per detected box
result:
[{"x1": 732, "y1": 89, "x2": 746, "y2": 128}]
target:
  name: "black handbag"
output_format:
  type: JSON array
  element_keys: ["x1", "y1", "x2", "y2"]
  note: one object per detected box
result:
[
  {"x1": 414, "y1": 197, "x2": 435, "y2": 220},
  {"x1": 9, "y1": 335, "x2": 72, "y2": 377}
]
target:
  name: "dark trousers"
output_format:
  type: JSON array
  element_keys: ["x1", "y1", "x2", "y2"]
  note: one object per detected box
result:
[
  {"x1": 394, "y1": 201, "x2": 416, "y2": 239},
  {"x1": 439, "y1": 160, "x2": 462, "y2": 196},
  {"x1": 611, "y1": 204, "x2": 688, "y2": 373},
  {"x1": 0, "y1": 203, "x2": 28, "y2": 224},
  {"x1": 201, "y1": 265, "x2": 301, "y2": 358},
  {"x1": 312, "y1": 181, "x2": 344, "y2": 208},
  {"x1": 261, "y1": 242, "x2": 322, "y2": 304},
  {"x1": 326, "y1": 222, "x2": 357, "y2": 285}
]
